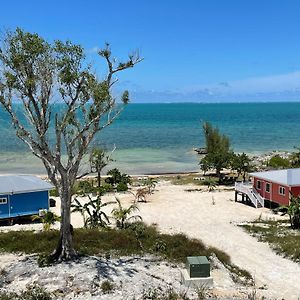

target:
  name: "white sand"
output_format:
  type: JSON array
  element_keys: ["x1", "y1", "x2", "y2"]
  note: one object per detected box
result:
[{"x1": 1, "y1": 180, "x2": 300, "y2": 299}]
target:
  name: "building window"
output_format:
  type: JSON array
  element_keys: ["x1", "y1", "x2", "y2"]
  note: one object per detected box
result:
[
  {"x1": 265, "y1": 183, "x2": 270, "y2": 193},
  {"x1": 279, "y1": 186, "x2": 285, "y2": 196},
  {"x1": 0, "y1": 198, "x2": 7, "y2": 205},
  {"x1": 256, "y1": 180, "x2": 261, "y2": 190}
]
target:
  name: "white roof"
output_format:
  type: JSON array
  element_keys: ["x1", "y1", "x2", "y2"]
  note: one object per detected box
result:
[
  {"x1": 0, "y1": 175, "x2": 54, "y2": 195},
  {"x1": 250, "y1": 168, "x2": 300, "y2": 186}
]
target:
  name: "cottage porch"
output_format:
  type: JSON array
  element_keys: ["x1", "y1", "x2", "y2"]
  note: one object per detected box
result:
[{"x1": 235, "y1": 182, "x2": 265, "y2": 208}]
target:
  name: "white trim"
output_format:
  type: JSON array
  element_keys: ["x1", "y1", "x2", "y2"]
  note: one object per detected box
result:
[
  {"x1": 0, "y1": 197, "x2": 7, "y2": 204},
  {"x1": 256, "y1": 180, "x2": 261, "y2": 190},
  {"x1": 265, "y1": 183, "x2": 271, "y2": 193},
  {"x1": 279, "y1": 186, "x2": 286, "y2": 196},
  {"x1": 0, "y1": 188, "x2": 53, "y2": 195}
]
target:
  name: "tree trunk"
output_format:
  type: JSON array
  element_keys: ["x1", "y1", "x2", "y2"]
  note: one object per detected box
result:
[
  {"x1": 51, "y1": 175, "x2": 77, "y2": 261},
  {"x1": 97, "y1": 170, "x2": 101, "y2": 188}
]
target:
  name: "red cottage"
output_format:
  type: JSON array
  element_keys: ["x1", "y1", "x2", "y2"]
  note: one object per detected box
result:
[{"x1": 235, "y1": 168, "x2": 300, "y2": 208}]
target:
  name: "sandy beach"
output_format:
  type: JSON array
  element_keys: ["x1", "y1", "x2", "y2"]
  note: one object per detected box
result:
[{"x1": 1, "y1": 179, "x2": 300, "y2": 299}]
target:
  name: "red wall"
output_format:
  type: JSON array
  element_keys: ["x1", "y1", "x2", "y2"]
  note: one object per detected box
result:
[
  {"x1": 253, "y1": 177, "x2": 290, "y2": 206},
  {"x1": 291, "y1": 186, "x2": 300, "y2": 198}
]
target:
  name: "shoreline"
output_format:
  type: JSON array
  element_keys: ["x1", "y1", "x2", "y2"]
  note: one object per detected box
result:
[{"x1": 0, "y1": 149, "x2": 293, "y2": 177}]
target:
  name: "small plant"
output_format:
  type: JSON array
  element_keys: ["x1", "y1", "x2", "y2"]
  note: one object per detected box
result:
[
  {"x1": 38, "y1": 254, "x2": 54, "y2": 268},
  {"x1": 281, "y1": 193, "x2": 300, "y2": 229},
  {"x1": 100, "y1": 280, "x2": 115, "y2": 294},
  {"x1": 71, "y1": 195, "x2": 115, "y2": 229},
  {"x1": 75, "y1": 180, "x2": 95, "y2": 195},
  {"x1": 195, "y1": 284, "x2": 208, "y2": 300},
  {"x1": 32, "y1": 211, "x2": 60, "y2": 231},
  {"x1": 49, "y1": 189, "x2": 59, "y2": 197},
  {"x1": 112, "y1": 197, "x2": 142, "y2": 229},
  {"x1": 0, "y1": 285, "x2": 52, "y2": 300},
  {"x1": 143, "y1": 177, "x2": 158, "y2": 194},
  {"x1": 153, "y1": 239, "x2": 167, "y2": 252},
  {"x1": 116, "y1": 181, "x2": 128, "y2": 192}
]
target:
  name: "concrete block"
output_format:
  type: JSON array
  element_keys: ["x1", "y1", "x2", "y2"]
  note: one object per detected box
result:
[{"x1": 180, "y1": 269, "x2": 213, "y2": 289}]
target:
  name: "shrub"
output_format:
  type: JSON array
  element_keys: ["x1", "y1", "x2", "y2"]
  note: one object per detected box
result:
[
  {"x1": 0, "y1": 285, "x2": 52, "y2": 300},
  {"x1": 100, "y1": 280, "x2": 115, "y2": 294},
  {"x1": 98, "y1": 183, "x2": 113, "y2": 195},
  {"x1": 116, "y1": 182, "x2": 128, "y2": 192},
  {"x1": 75, "y1": 180, "x2": 95, "y2": 195},
  {"x1": 49, "y1": 189, "x2": 59, "y2": 197},
  {"x1": 267, "y1": 155, "x2": 290, "y2": 169}
]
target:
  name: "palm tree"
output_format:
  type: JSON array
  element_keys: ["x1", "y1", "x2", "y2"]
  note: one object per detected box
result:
[
  {"x1": 32, "y1": 211, "x2": 60, "y2": 231},
  {"x1": 111, "y1": 197, "x2": 142, "y2": 229}
]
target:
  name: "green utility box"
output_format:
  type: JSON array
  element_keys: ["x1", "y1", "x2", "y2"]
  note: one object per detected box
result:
[{"x1": 186, "y1": 256, "x2": 210, "y2": 278}]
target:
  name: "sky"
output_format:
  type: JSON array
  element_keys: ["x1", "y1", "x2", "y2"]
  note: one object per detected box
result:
[{"x1": 1, "y1": 0, "x2": 300, "y2": 102}]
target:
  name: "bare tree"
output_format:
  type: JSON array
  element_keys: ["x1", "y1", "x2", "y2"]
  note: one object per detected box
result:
[{"x1": 0, "y1": 28, "x2": 142, "y2": 260}]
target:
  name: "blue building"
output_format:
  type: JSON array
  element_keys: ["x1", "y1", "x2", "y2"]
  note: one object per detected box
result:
[{"x1": 0, "y1": 175, "x2": 53, "y2": 220}]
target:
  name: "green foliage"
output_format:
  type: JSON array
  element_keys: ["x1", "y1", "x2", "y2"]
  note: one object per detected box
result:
[
  {"x1": 240, "y1": 219, "x2": 300, "y2": 262},
  {"x1": 98, "y1": 183, "x2": 114, "y2": 195},
  {"x1": 116, "y1": 182, "x2": 128, "y2": 192},
  {"x1": 32, "y1": 211, "x2": 60, "y2": 231},
  {"x1": 0, "y1": 224, "x2": 251, "y2": 282},
  {"x1": 49, "y1": 189, "x2": 59, "y2": 197},
  {"x1": 143, "y1": 177, "x2": 158, "y2": 194},
  {"x1": 231, "y1": 152, "x2": 252, "y2": 181},
  {"x1": 37, "y1": 254, "x2": 54, "y2": 268},
  {"x1": 267, "y1": 155, "x2": 290, "y2": 169},
  {"x1": 284, "y1": 194, "x2": 300, "y2": 229},
  {"x1": 106, "y1": 168, "x2": 131, "y2": 186},
  {"x1": 100, "y1": 280, "x2": 115, "y2": 294},
  {"x1": 75, "y1": 180, "x2": 95, "y2": 195},
  {"x1": 71, "y1": 196, "x2": 115, "y2": 229},
  {"x1": 200, "y1": 122, "x2": 233, "y2": 181},
  {"x1": 111, "y1": 198, "x2": 142, "y2": 229},
  {"x1": 90, "y1": 148, "x2": 113, "y2": 188},
  {"x1": 202, "y1": 177, "x2": 216, "y2": 192},
  {"x1": 290, "y1": 147, "x2": 300, "y2": 168},
  {"x1": 0, "y1": 285, "x2": 52, "y2": 300}
]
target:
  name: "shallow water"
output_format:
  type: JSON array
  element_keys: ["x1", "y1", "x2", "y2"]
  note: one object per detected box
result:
[{"x1": 0, "y1": 102, "x2": 299, "y2": 174}]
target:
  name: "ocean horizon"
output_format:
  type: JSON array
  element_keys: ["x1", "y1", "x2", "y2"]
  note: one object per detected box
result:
[{"x1": 0, "y1": 102, "x2": 299, "y2": 175}]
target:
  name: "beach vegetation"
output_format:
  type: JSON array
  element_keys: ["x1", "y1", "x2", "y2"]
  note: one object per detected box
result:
[
  {"x1": 105, "y1": 168, "x2": 131, "y2": 186},
  {"x1": 71, "y1": 195, "x2": 115, "y2": 229},
  {"x1": 111, "y1": 197, "x2": 142, "y2": 229},
  {"x1": 0, "y1": 284, "x2": 52, "y2": 300},
  {"x1": 282, "y1": 194, "x2": 300, "y2": 229},
  {"x1": 116, "y1": 181, "x2": 129, "y2": 192},
  {"x1": 267, "y1": 154, "x2": 290, "y2": 169},
  {"x1": 0, "y1": 28, "x2": 142, "y2": 260},
  {"x1": 100, "y1": 280, "x2": 115, "y2": 294},
  {"x1": 0, "y1": 223, "x2": 252, "y2": 283},
  {"x1": 240, "y1": 219, "x2": 300, "y2": 263},
  {"x1": 290, "y1": 147, "x2": 300, "y2": 168},
  {"x1": 90, "y1": 147, "x2": 114, "y2": 188},
  {"x1": 32, "y1": 211, "x2": 60, "y2": 232},
  {"x1": 200, "y1": 122, "x2": 233, "y2": 182},
  {"x1": 231, "y1": 152, "x2": 252, "y2": 181}
]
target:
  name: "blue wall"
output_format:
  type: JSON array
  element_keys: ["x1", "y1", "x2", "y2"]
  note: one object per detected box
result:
[{"x1": 0, "y1": 191, "x2": 49, "y2": 219}]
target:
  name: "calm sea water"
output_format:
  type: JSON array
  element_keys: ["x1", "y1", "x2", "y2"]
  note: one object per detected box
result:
[{"x1": 0, "y1": 102, "x2": 299, "y2": 174}]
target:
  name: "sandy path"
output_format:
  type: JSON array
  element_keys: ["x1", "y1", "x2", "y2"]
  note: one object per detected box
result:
[{"x1": 137, "y1": 182, "x2": 300, "y2": 300}]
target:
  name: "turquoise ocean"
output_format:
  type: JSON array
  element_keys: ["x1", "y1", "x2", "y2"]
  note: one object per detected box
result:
[{"x1": 0, "y1": 102, "x2": 299, "y2": 174}]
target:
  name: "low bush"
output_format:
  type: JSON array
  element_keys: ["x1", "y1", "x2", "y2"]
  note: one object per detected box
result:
[
  {"x1": 0, "y1": 285, "x2": 52, "y2": 300},
  {"x1": 100, "y1": 280, "x2": 115, "y2": 294},
  {"x1": 267, "y1": 155, "x2": 290, "y2": 169},
  {"x1": 0, "y1": 223, "x2": 251, "y2": 283},
  {"x1": 116, "y1": 182, "x2": 128, "y2": 192}
]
